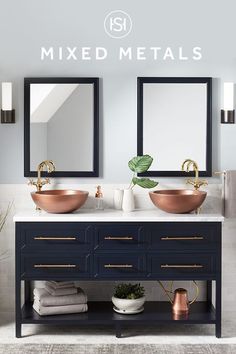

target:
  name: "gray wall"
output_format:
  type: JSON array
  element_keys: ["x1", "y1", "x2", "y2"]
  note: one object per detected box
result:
[{"x1": 0, "y1": 0, "x2": 236, "y2": 183}]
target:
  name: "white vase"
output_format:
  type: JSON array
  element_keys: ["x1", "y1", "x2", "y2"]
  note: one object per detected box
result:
[
  {"x1": 122, "y1": 189, "x2": 135, "y2": 212},
  {"x1": 113, "y1": 189, "x2": 124, "y2": 210}
]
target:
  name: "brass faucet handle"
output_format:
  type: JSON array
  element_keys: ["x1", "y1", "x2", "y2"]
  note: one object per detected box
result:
[
  {"x1": 41, "y1": 178, "x2": 50, "y2": 186},
  {"x1": 186, "y1": 178, "x2": 208, "y2": 190},
  {"x1": 186, "y1": 178, "x2": 195, "y2": 186},
  {"x1": 28, "y1": 179, "x2": 37, "y2": 187},
  {"x1": 197, "y1": 179, "x2": 208, "y2": 188}
]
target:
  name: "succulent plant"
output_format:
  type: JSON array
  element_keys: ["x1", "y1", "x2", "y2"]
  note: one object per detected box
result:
[{"x1": 114, "y1": 283, "x2": 145, "y2": 299}]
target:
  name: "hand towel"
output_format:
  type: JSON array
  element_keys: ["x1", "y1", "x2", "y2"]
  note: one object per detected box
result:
[
  {"x1": 34, "y1": 288, "x2": 87, "y2": 306},
  {"x1": 33, "y1": 301, "x2": 88, "y2": 316},
  {"x1": 45, "y1": 284, "x2": 77, "y2": 296},
  {"x1": 45, "y1": 281, "x2": 75, "y2": 289},
  {"x1": 223, "y1": 170, "x2": 236, "y2": 218}
]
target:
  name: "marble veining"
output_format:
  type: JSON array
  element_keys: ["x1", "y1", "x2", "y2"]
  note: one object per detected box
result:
[{"x1": 13, "y1": 208, "x2": 224, "y2": 223}]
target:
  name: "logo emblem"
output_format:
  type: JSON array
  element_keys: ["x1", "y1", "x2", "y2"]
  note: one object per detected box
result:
[{"x1": 104, "y1": 10, "x2": 132, "y2": 39}]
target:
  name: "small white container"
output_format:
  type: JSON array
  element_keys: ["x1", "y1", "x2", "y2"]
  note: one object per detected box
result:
[
  {"x1": 113, "y1": 189, "x2": 124, "y2": 210},
  {"x1": 122, "y1": 189, "x2": 135, "y2": 212}
]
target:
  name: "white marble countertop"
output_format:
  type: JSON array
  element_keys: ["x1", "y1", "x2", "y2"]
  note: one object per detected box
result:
[{"x1": 13, "y1": 208, "x2": 224, "y2": 222}]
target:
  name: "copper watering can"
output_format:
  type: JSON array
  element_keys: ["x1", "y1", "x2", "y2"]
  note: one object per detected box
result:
[{"x1": 158, "y1": 281, "x2": 199, "y2": 317}]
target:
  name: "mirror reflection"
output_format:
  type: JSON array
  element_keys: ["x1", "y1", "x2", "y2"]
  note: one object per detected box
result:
[
  {"x1": 24, "y1": 78, "x2": 99, "y2": 177},
  {"x1": 137, "y1": 78, "x2": 212, "y2": 177}
]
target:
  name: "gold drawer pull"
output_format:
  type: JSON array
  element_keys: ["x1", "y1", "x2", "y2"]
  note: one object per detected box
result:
[
  {"x1": 161, "y1": 236, "x2": 204, "y2": 241},
  {"x1": 104, "y1": 236, "x2": 133, "y2": 240},
  {"x1": 104, "y1": 264, "x2": 133, "y2": 268},
  {"x1": 34, "y1": 237, "x2": 77, "y2": 240},
  {"x1": 34, "y1": 264, "x2": 77, "y2": 268},
  {"x1": 161, "y1": 264, "x2": 203, "y2": 269}
]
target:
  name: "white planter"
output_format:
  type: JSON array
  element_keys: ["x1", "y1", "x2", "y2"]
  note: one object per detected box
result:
[
  {"x1": 112, "y1": 296, "x2": 145, "y2": 312},
  {"x1": 113, "y1": 189, "x2": 124, "y2": 210},
  {"x1": 122, "y1": 189, "x2": 135, "y2": 212}
]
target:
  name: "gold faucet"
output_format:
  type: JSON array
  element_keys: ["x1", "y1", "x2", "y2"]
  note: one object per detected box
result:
[
  {"x1": 28, "y1": 160, "x2": 55, "y2": 192},
  {"x1": 181, "y1": 159, "x2": 208, "y2": 191}
]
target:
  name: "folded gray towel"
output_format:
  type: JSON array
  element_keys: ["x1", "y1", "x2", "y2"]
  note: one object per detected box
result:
[
  {"x1": 224, "y1": 170, "x2": 236, "y2": 218},
  {"x1": 34, "y1": 288, "x2": 87, "y2": 306},
  {"x1": 45, "y1": 284, "x2": 77, "y2": 296},
  {"x1": 33, "y1": 301, "x2": 88, "y2": 316},
  {"x1": 45, "y1": 281, "x2": 75, "y2": 289}
]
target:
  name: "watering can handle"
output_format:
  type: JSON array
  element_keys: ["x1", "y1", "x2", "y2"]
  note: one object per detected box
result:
[
  {"x1": 157, "y1": 280, "x2": 174, "y2": 304},
  {"x1": 189, "y1": 280, "x2": 199, "y2": 305}
]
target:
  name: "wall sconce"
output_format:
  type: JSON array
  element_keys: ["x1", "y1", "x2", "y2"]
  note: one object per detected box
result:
[
  {"x1": 1, "y1": 82, "x2": 15, "y2": 124},
  {"x1": 221, "y1": 82, "x2": 235, "y2": 124}
]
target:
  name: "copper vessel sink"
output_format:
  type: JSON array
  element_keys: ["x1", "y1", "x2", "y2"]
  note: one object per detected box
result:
[
  {"x1": 31, "y1": 190, "x2": 89, "y2": 213},
  {"x1": 149, "y1": 189, "x2": 207, "y2": 214}
]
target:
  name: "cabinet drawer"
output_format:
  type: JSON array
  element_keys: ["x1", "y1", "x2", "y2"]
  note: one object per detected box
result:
[
  {"x1": 94, "y1": 254, "x2": 146, "y2": 278},
  {"x1": 94, "y1": 224, "x2": 147, "y2": 250},
  {"x1": 150, "y1": 222, "x2": 220, "y2": 250},
  {"x1": 19, "y1": 223, "x2": 93, "y2": 251},
  {"x1": 21, "y1": 254, "x2": 91, "y2": 279},
  {"x1": 148, "y1": 253, "x2": 216, "y2": 278}
]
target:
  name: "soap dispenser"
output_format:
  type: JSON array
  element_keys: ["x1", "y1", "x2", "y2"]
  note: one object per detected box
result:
[{"x1": 95, "y1": 185, "x2": 104, "y2": 210}]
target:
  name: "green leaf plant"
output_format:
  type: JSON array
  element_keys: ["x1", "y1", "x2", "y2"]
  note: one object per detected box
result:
[{"x1": 128, "y1": 155, "x2": 158, "y2": 189}]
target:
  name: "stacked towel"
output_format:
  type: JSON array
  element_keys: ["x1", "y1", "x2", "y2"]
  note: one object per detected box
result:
[
  {"x1": 45, "y1": 281, "x2": 78, "y2": 296},
  {"x1": 33, "y1": 281, "x2": 88, "y2": 316}
]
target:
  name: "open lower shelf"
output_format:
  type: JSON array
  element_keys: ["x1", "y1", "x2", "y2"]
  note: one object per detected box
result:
[{"x1": 21, "y1": 301, "x2": 216, "y2": 325}]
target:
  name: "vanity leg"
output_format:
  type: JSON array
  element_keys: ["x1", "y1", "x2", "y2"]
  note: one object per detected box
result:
[
  {"x1": 215, "y1": 277, "x2": 222, "y2": 338},
  {"x1": 24, "y1": 280, "x2": 31, "y2": 304},
  {"x1": 15, "y1": 278, "x2": 22, "y2": 338},
  {"x1": 16, "y1": 321, "x2": 22, "y2": 338},
  {"x1": 207, "y1": 280, "x2": 212, "y2": 303},
  {"x1": 15, "y1": 234, "x2": 22, "y2": 338},
  {"x1": 115, "y1": 323, "x2": 122, "y2": 338}
]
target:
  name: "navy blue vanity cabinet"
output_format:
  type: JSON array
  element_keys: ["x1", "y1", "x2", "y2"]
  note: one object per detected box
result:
[
  {"x1": 148, "y1": 222, "x2": 220, "y2": 251},
  {"x1": 21, "y1": 254, "x2": 92, "y2": 279},
  {"x1": 94, "y1": 223, "x2": 148, "y2": 250},
  {"x1": 94, "y1": 253, "x2": 147, "y2": 278},
  {"x1": 147, "y1": 253, "x2": 217, "y2": 278},
  {"x1": 15, "y1": 221, "x2": 222, "y2": 339},
  {"x1": 19, "y1": 222, "x2": 93, "y2": 252}
]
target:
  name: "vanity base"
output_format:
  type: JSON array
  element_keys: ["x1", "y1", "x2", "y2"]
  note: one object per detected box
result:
[
  {"x1": 15, "y1": 220, "x2": 222, "y2": 339},
  {"x1": 18, "y1": 300, "x2": 218, "y2": 338}
]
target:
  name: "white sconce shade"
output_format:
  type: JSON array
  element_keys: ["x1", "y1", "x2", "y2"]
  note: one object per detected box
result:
[
  {"x1": 223, "y1": 82, "x2": 234, "y2": 110},
  {"x1": 2, "y1": 82, "x2": 12, "y2": 111},
  {"x1": 1, "y1": 82, "x2": 15, "y2": 123},
  {"x1": 221, "y1": 82, "x2": 235, "y2": 124}
]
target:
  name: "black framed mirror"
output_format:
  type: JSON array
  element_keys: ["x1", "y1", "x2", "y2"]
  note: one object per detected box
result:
[
  {"x1": 137, "y1": 77, "x2": 212, "y2": 177},
  {"x1": 24, "y1": 77, "x2": 99, "y2": 177}
]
